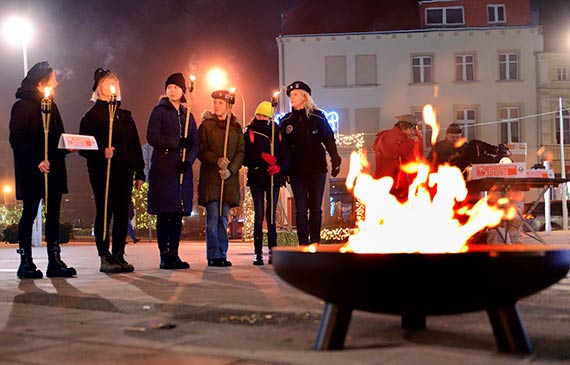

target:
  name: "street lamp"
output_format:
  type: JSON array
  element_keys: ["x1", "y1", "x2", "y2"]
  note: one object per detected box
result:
[
  {"x1": 2, "y1": 16, "x2": 33, "y2": 76},
  {"x1": 3, "y1": 185, "x2": 13, "y2": 206},
  {"x1": 206, "y1": 68, "x2": 227, "y2": 90}
]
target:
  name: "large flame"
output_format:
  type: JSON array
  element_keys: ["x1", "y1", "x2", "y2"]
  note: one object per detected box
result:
[{"x1": 342, "y1": 105, "x2": 515, "y2": 254}]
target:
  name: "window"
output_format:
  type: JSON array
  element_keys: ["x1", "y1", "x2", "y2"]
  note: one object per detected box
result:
[
  {"x1": 325, "y1": 55, "x2": 347, "y2": 86},
  {"x1": 455, "y1": 108, "x2": 477, "y2": 141},
  {"x1": 499, "y1": 52, "x2": 518, "y2": 80},
  {"x1": 488, "y1": 4, "x2": 506, "y2": 24},
  {"x1": 499, "y1": 107, "x2": 521, "y2": 143},
  {"x1": 412, "y1": 56, "x2": 432, "y2": 83},
  {"x1": 413, "y1": 110, "x2": 433, "y2": 150},
  {"x1": 555, "y1": 109, "x2": 570, "y2": 145},
  {"x1": 456, "y1": 54, "x2": 475, "y2": 81},
  {"x1": 355, "y1": 54, "x2": 378, "y2": 86},
  {"x1": 354, "y1": 107, "x2": 380, "y2": 133},
  {"x1": 557, "y1": 67, "x2": 569, "y2": 81},
  {"x1": 426, "y1": 7, "x2": 464, "y2": 26}
]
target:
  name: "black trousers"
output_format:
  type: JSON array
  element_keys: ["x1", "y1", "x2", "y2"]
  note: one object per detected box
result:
[
  {"x1": 156, "y1": 213, "x2": 183, "y2": 253},
  {"x1": 250, "y1": 185, "x2": 280, "y2": 252},
  {"x1": 18, "y1": 190, "x2": 63, "y2": 252},
  {"x1": 89, "y1": 166, "x2": 134, "y2": 256},
  {"x1": 290, "y1": 173, "x2": 326, "y2": 245}
]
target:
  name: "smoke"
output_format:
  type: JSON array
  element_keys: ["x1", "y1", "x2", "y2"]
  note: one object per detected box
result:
[{"x1": 94, "y1": 38, "x2": 115, "y2": 66}]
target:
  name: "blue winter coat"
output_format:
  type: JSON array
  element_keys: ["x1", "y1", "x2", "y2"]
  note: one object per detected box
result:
[{"x1": 147, "y1": 98, "x2": 199, "y2": 215}]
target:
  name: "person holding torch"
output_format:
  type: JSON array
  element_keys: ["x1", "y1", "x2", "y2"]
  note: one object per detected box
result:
[
  {"x1": 9, "y1": 61, "x2": 76, "y2": 279},
  {"x1": 243, "y1": 98, "x2": 290, "y2": 265},
  {"x1": 79, "y1": 68, "x2": 145, "y2": 273},
  {"x1": 147, "y1": 73, "x2": 199, "y2": 270},
  {"x1": 198, "y1": 89, "x2": 244, "y2": 267}
]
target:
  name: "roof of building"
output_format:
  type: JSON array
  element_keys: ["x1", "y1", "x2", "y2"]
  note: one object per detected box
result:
[{"x1": 281, "y1": 0, "x2": 421, "y2": 35}]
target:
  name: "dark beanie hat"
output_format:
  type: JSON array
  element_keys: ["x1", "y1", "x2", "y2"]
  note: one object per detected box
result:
[
  {"x1": 286, "y1": 80, "x2": 311, "y2": 96},
  {"x1": 447, "y1": 123, "x2": 462, "y2": 134},
  {"x1": 165, "y1": 73, "x2": 186, "y2": 92},
  {"x1": 92, "y1": 67, "x2": 112, "y2": 91},
  {"x1": 22, "y1": 61, "x2": 53, "y2": 86}
]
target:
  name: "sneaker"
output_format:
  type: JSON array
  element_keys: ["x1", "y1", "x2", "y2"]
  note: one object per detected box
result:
[
  {"x1": 100, "y1": 252, "x2": 123, "y2": 273},
  {"x1": 133, "y1": 238, "x2": 140, "y2": 244},
  {"x1": 207, "y1": 258, "x2": 225, "y2": 267},
  {"x1": 113, "y1": 252, "x2": 134, "y2": 273}
]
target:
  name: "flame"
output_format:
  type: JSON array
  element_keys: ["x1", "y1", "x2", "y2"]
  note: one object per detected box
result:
[
  {"x1": 423, "y1": 104, "x2": 439, "y2": 145},
  {"x1": 273, "y1": 91, "x2": 280, "y2": 98},
  {"x1": 342, "y1": 151, "x2": 515, "y2": 254},
  {"x1": 229, "y1": 87, "x2": 236, "y2": 94},
  {"x1": 43, "y1": 87, "x2": 50, "y2": 99},
  {"x1": 454, "y1": 137, "x2": 467, "y2": 148},
  {"x1": 190, "y1": 74, "x2": 196, "y2": 82},
  {"x1": 109, "y1": 85, "x2": 116, "y2": 95}
]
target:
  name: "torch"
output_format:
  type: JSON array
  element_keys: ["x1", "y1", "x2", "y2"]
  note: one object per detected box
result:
[
  {"x1": 179, "y1": 75, "x2": 195, "y2": 186},
  {"x1": 270, "y1": 91, "x2": 280, "y2": 225},
  {"x1": 41, "y1": 86, "x2": 52, "y2": 212},
  {"x1": 102, "y1": 85, "x2": 117, "y2": 241},
  {"x1": 219, "y1": 87, "x2": 236, "y2": 216}
]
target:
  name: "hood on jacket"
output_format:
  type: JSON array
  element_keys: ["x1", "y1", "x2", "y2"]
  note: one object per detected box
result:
[{"x1": 15, "y1": 85, "x2": 42, "y2": 101}]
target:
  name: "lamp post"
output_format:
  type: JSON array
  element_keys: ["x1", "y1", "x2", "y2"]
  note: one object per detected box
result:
[
  {"x1": 3, "y1": 185, "x2": 12, "y2": 206},
  {"x1": 2, "y1": 16, "x2": 33, "y2": 76},
  {"x1": 236, "y1": 89, "x2": 246, "y2": 126}
]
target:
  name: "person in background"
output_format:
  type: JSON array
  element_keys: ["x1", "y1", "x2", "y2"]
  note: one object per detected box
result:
[
  {"x1": 79, "y1": 67, "x2": 145, "y2": 273},
  {"x1": 244, "y1": 101, "x2": 290, "y2": 265},
  {"x1": 9, "y1": 61, "x2": 77, "y2": 279},
  {"x1": 373, "y1": 114, "x2": 423, "y2": 201},
  {"x1": 127, "y1": 200, "x2": 140, "y2": 244},
  {"x1": 280, "y1": 81, "x2": 341, "y2": 245},
  {"x1": 426, "y1": 123, "x2": 463, "y2": 170},
  {"x1": 198, "y1": 90, "x2": 244, "y2": 267},
  {"x1": 147, "y1": 73, "x2": 199, "y2": 269}
]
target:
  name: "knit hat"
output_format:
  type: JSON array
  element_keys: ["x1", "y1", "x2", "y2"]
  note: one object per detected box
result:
[
  {"x1": 211, "y1": 90, "x2": 229, "y2": 100},
  {"x1": 92, "y1": 67, "x2": 111, "y2": 91},
  {"x1": 446, "y1": 123, "x2": 462, "y2": 134},
  {"x1": 22, "y1": 61, "x2": 53, "y2": 86},
  {"x1": 165, "y1": 73, "x2": 187, "y2": 103},
  {"x1": 286, "y1": 81, "x2": 311, "y2": 96},
  {"x1": 254, "y1": 101, "x2": 273, "y2": 118}
]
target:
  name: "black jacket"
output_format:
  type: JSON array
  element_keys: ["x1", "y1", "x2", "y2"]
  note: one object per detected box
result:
[
  {"x1": 244, "y1": 118, "x2": 290, "y2": 188},
  {"x1": 9, "y1": 86, "x2": 68, "y2": 200},
  {"x1": 79, "y1": 100, "x2": 145, "y2": 180},
  {"x1": 280, "y1": 108, "x2": 341, "y2": 177}
]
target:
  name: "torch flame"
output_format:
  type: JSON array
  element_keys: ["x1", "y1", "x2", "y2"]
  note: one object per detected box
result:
[
  {"x1": 109, "y1": 85, "x2": 116, "y2": 95},
  {"x1": 343, "y1": 151, "x2": 515, "y2": 254},
  {"x1": 190, "y1": 74, "x2": 196, "y2": 82},
  {"x1": 229, "y1": 87, "x2": 236, "y2": 94},
  {"x1": 273, "y1": 91, "x2": 280, "y2": 98},
  {"x1": 43, "y1": 87, "x2": 50, "y2": 99},
  {"x1": 423, "y1": 104, "x2": 439, "y2": 145}
]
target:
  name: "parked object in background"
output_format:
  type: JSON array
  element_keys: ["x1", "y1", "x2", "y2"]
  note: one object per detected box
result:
[{"x1": 524, "y1": 201, "x2": 570, "y2": 231}]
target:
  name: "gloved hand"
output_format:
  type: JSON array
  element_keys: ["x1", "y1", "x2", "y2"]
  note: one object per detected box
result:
[
  {"x1": 178, "y1": 160, "x2": 191, "y2": 174},
  {"x1": 267, "y1": 165, "x2": 281, "y2": 176},
  {"x1": 261, "y1": 152, "x2": 277, "y2": 166},
  {"x1": 218, "y1": 169, "x2": 231, "y2": 180},
  {"x1": 217, "y1": 157, "x2": 229, "y2": 170},
  {"x1": 331, "y1": 157, "x2": 341, "y2": 177},
  {"x1": 179, "y1": 137, "x2": 190, "y2": 149}
]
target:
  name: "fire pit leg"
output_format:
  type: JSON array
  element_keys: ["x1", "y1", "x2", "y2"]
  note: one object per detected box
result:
[
  {"x1": 401, "y1": 314, "x2": 426, "y2": 331},
  {"x1": 314, "y1": 303, "x2": 353, "y2": 350},
  {"x1": 486, "y1": 304, "x2": 533, "y2": 354}
]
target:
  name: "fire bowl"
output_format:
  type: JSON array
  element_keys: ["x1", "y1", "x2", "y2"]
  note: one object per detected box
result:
[{"x1": 273, "y1": 244, "x2": 570, "y2": 354}]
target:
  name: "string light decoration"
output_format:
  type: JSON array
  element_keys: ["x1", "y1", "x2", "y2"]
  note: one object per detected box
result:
[
  {"x1": 320, "y1": 227, "x2": 354, "y2": 242},
  {"x1": 242, "y1": 186, "x2": 254, "y2": 240},
  {"x1": 130, "y1": 182, "x2": 156, "y2": 230},
  {"x1": 336, "y1": 133, "x2": 365, "y2": 152}
]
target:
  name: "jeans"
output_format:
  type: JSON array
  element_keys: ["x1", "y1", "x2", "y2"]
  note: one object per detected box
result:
[
  {"x1": 250, "y1": 185, "x2": 280, "y2": 239},
  {"x1": 290, "y1": 173, "x2": 326, "y2": 245},
  {"x1": 18, "y1": 191, "x2": 62, "y2": 251},
  {"x1": 205, "y1": 201, "x2": 230, "y2": 260}
]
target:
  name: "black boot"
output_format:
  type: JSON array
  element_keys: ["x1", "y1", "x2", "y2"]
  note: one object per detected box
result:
[
  {"x1": 113, "y1": 252, "x2": 134, "y2": 273},
  {"x1": 267, "y1": 231, "x2": 277, "y2": 265},
  {"x1": 253, "y1": 232, "x2": 264, "y2": 265},
  {"x1": 100, "y1": 252, "x2": 123, "y2": 273},
  {"x1": 16, "y1": 248, "x2": 43, "y2": 279},
  {"x1": 46, "y1": 244, "x2": 77, "y2": 278},
  {"x1": 170, "y1": 244, "x2": 190, "y2": 269}
]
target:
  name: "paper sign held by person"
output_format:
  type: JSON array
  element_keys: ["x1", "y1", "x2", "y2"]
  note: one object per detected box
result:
[{"x1": 58, "y1": 133, "x2": 98, "y2": 150}]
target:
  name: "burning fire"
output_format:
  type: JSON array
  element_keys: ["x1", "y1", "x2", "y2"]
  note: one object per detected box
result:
[
  {"x1": 43, "y1": 86, "x2": 50, "y2": 99},
  {"x1": 338, "y1": 104, "x2": 515, "y2": 254},
  {"x1": 109, "y1": 85, "x2": 116, "y2": 95}
]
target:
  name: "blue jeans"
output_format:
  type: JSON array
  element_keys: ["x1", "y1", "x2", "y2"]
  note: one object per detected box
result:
[
  {"x1": 290, "y1": 174, "x2": 326, "y2": 245},
  {"x1": 205, "y1": 201, "x2": 231, "y2": 260}
]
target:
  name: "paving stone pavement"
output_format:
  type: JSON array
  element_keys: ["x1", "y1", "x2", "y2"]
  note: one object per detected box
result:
[{"x1": 0, "y1": 231, "x2": 569, "y2": 365}]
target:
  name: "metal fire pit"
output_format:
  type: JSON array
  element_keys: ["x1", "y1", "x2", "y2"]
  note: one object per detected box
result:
[{"x1": 272, "y1": 244, "x2": 570, "y2": 354}]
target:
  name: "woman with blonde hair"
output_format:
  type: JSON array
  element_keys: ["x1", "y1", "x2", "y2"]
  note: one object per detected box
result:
[
  {"x1": 279, "y1": 81, "x2": 341, "y2": 245},
  {"x1": 79, "y1": 67, "x2": 145, "y2": 273}
]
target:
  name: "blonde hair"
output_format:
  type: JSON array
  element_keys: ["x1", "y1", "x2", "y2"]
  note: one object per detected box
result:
[
  {"x1": 297, "y1": 89, "x2": 319, "y2": 118},
  {"x1": 90, "y1": 73, "x2": 121, "y2": 102}
]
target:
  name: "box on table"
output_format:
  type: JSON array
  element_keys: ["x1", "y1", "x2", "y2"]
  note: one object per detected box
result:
[
  {"x1": 526, "y1": 169, "x2": 555, "y2": 178},
  {"x1": 505, "y1": 143, "x2": 527, "y2": 163},
  {"x1": 469, "y1": 162, "x2": 526, "y2": 180}
]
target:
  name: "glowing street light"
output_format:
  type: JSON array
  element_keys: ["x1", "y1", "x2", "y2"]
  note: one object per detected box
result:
[
  {"x1": 206, "y1": 68, "x2": 227, "y2": 90},
  {"x1": 2, "y1": 16, "x2": 33, "y2": 76}
]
